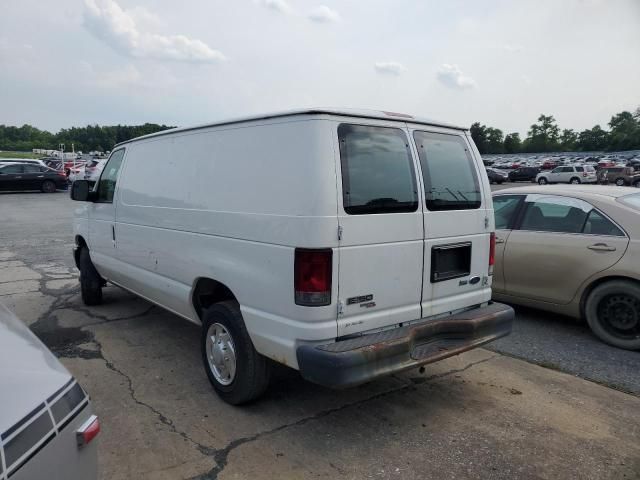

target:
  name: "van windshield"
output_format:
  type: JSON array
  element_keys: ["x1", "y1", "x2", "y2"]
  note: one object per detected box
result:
[{"x1": 413, "y1": 131, "x2": 481, "y2": 211}]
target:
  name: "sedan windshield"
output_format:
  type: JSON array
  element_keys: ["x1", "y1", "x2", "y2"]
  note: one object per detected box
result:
[{"x1": 618, "y1": 193, "x2": 640, "y2": 212}]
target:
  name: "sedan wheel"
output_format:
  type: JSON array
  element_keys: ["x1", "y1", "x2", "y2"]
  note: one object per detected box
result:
[
  {"x1": 41, "y1": 180, "x2": 56, "y2": 193},
  {"x1": 585, "y1": 280, "x2": 640, "y2": 350},
  {"x1": 538, "y1": 177, "x2": 548, "y2": 185}
]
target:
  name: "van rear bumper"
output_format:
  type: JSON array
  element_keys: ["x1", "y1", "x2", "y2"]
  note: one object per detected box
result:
[{"x1": 296, "y1": 302, "x2": 514, "y2": 388}]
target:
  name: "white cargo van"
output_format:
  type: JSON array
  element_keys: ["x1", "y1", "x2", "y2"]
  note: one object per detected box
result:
[{"x1": 71, "y1": 109, "x2": 514, "y2": 404}]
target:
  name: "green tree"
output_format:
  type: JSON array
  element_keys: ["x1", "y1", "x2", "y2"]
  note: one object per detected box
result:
[
  {"x1": 607, "y1": 111, "x2": 640, "y2": 151},
  {"x1": 503, "y1": 132, "x2": 521, "y2": 153},
  {"x1": 576, "y1": 125, "x2": 609, "y2": 151},
  {"x1": 485, "y1": 127, "x2": 504, "y2": 154},
  {"x1": 523, "y1": 114, "x2": 560, "y2": 152},
  {"x1": 560, "y1": 129, "x2": 578, "y2": 151},
  {"x1": 470, "y1": 122, "x2": 489, "y2": 154}
]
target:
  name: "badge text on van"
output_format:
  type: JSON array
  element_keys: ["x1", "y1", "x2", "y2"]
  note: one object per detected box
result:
[{"x1": 347, "y1": 294, "x2": 374, "y2": 305}]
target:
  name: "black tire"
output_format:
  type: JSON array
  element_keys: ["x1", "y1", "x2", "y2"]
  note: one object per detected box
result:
[
  {"x1": 538, "y1": 177, "x2": 548, "y2": 185},
  {"x1": 497, "y1": 181, "x2": 503, "y2": 185},
  {"x1": 585, "y1": 280, "x2": 640, "y2": 350},
  {"x1": 569, "y1": 177, "x2": 581, "y2": 184},
  {"x1": 41, "y1": 180, "x2": 56, "y2": 193},
  {"x1": 201, "y1": 301, "x2": 271, "y2": 405},
  {"x1": 615, "y1": 178, "x2": 625, "y2": 187},
  {"x1": 79, "y1": 248, "x2": 103, "y2": 305},
  {"x1": 633, "y1": 180, "x2": 640, "y2": 188}
]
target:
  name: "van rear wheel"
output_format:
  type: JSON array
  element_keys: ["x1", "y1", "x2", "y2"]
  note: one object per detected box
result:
[
  {"x1": 79, "y1": 248, "x2": 103, "y2": 306},
  {"x1": 201, "y1": 301, "x2": 271, "y2": 405},
  {"x1": 585, "y1": 280, "x2": 640, "y2": 351}
]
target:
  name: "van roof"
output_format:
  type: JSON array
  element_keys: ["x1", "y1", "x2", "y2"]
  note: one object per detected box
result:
[{"x1": 114, "y1": 108, "x2": 467, "y2": 147}]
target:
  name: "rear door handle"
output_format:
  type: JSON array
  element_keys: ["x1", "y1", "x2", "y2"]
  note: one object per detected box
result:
[
  {"x1": 588, "y1": 243, "x2": 616, "y2": 252},
  {"x1": 495, "y1": 238, "x2": 505, "y2": 244}
]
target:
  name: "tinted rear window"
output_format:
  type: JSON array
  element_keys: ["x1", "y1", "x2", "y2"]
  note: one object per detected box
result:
[
  {"x1": 413, "y1": 131, "x2": 481, "y2": 211},
  {"x1": 338, "y1": 124, "x2": 418, "y2": 215}
]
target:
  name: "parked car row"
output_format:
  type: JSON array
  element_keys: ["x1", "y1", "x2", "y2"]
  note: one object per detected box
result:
[{"x1": 485, "y1": 151, "x2": 640, "y2": 173}]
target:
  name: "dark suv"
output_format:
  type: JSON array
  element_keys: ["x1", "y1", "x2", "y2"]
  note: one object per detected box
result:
[{"x1": 508, "y1": 166, "x2": 540, "y2": 182}]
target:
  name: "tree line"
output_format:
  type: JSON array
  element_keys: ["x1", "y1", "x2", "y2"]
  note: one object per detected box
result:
[
  {"x1": 0, "y1": 123, "x2": 174, "y2": 153},
  {"x1": 471, "y1": 108, "x2": 640, "y2": 154},
  {"x1": 2, "y1": 108, "x2": 639, "y2": 155}
]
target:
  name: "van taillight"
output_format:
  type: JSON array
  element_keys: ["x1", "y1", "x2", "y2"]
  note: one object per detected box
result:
[
  {"x1": 488, "y1": 233, "x2": 495, "y2": 276},
  {"x1": 294, "y1": 249, "x2": 332, "y2": 306}
]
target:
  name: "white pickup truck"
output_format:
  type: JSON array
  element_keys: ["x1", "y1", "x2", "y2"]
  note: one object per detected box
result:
[{"x1": 71, "y1": 108, "x2": 514, "y2": 404}]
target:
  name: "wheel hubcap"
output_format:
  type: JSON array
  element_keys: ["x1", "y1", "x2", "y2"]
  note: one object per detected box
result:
[
  {"x1": 206, "y1": 323, "x2": 237, "y2": 385},
  {"x1": 598, "y1": 294, "x2": 640, "y2": 339}
]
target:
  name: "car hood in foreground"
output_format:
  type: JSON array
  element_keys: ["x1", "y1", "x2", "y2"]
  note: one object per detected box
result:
[{"x1": 0, "y1": 303, "x2": 71, "y2": 434}]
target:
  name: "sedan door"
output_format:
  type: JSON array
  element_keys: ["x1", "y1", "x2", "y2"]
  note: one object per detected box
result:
[
  {"x1": 22, "y1": 164, "x2": 47, "y2": 189},
  {"x1": 491, "y1": 194, "x2": 525, "y2": 293},
  {"x1": 547, "y1": 167, "x2": 563, "y2": 182},
  {"x1": 502, "y1": 194, "x2": 629, "y2": 304},
  {"x1": 0, "y1": 164, "x2": 24, "y2": 190}
]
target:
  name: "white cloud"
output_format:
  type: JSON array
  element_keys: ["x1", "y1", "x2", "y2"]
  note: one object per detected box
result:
[
  {"x1": 503, "y1": 44, "x2": 524, "y2": 53},
  {"x1": 83, "y1": 0, "x2": 225, "y2": 63},
  {"x1": 308, "y1": 5, "x2": 341, "y2": 23},
  {"x1": 259, "y1": 0, "x2": 292, "y2": 14},
  {"x1": 436, "y1": 64, "x2": 476, "y2": 89},
  {"x1": 374, "y1": 62, "x2": 406, "y2": 76}
]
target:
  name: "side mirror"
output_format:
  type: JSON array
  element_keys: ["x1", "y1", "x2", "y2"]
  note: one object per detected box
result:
[{"x1": 70, "y1": 180, "x2": 95, "y2": 202}]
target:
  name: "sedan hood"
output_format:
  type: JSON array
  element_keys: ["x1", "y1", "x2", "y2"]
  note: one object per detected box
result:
[{"x1": 0, "y1": 303, "x2": 71, "y2": 434}]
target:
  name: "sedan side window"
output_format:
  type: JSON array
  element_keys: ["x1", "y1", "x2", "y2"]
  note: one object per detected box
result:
[
  {"x1": 583, "y1": 210, "x2": 625, "y2": 237},
  {"x1": 0, "y1": 165, "x2": 24, "y2": 174},
  {"x1": 493, "y1": 195, "x2": 523, "y2": 230},
  {"x1": 520, "y1": 195, "x2": 591, "y2": 234},
  {"x1": 24, "y1": 165, "x2": 42, "y2": 173},
  {"x1": 96, "y1": 149, "x2": 126, "y2": 203}
]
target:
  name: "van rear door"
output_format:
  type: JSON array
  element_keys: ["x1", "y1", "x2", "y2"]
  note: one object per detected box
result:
[
  {"x1": 409, "y1": 128, "x2": 493, "y2": 317},
  {"x1": 334, "y1": 121, "x2": 424, "y2": 337}
]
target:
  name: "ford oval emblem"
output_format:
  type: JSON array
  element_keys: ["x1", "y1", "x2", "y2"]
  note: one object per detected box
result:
[{"x1": 469, "y1": 276, "x2": 481, "y2": 285}]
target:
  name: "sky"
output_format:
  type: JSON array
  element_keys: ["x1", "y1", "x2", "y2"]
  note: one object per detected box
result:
[{"x1": 1, "y1": 0, "x2": 639, "y2": 137}]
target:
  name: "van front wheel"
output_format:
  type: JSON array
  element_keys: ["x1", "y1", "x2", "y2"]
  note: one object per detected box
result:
[
  {"x1": 201, "y1": 301, "x2": 271, "y2": 405},
  {"x1": 79, "y1": 248, "x2": 103, "y2": 305}
]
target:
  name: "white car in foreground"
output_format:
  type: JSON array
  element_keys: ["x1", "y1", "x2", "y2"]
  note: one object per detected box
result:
[{"x1": 0, "y1": 303, "x2": 99, "y2": 479}]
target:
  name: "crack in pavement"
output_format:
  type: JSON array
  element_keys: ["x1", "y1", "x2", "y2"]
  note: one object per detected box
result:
[
  {"x1": 189, "y1": 355, "x2": 498, "y2": 480},
  {"x1": 4, "y1": 254, "x2": 504, "y2": 479},
  {"x1": 97, "y1": 340, "x2": 217, "y2": 457}
]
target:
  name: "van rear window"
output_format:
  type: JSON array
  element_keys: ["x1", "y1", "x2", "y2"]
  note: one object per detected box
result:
[
  {"x1": 338, "y1": 124, "x2": 418, "y2": 215},
  {"x1": 413, "y1": 131, "x2": 481, "y2": 211}
]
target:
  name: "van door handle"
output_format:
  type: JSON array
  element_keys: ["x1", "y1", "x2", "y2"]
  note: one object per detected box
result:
[
  {"x1": 111, "y1": 225, "x2": 116, "y2": 243},
  {"x1": 587, "y1": 243, "x2": 616, "y2": 252}
]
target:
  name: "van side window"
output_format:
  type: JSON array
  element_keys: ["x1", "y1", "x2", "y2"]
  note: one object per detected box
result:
[
  {"x1": 413, "y1": 131, "x2": 481, "y2": 211},
  {"x1": 96, "y1": 149, "x2": 125, "y2": 203},
  {"x1": 338, "y1": 124, "x2": 418, "y2": 215}
]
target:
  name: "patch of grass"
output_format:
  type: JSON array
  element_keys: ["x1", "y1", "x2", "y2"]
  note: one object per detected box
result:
[{"x1": 0, "y1": 151, "x2": 45, "y2": 159}]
